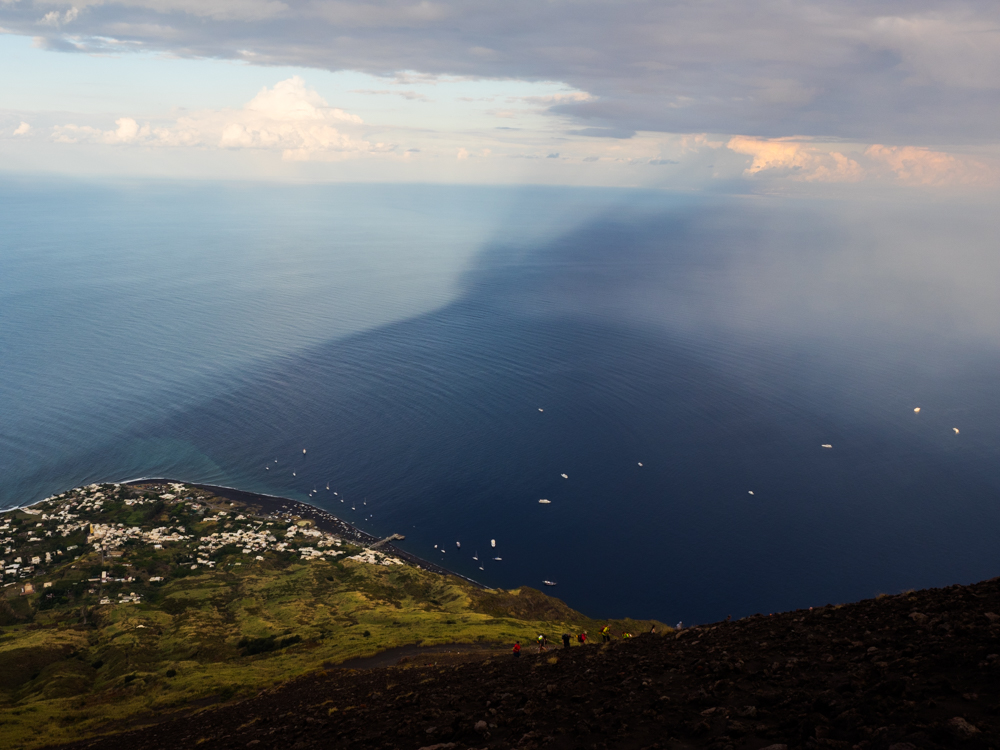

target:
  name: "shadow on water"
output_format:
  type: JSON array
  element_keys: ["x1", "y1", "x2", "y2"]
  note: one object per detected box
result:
[{"x1": 18, "y1": 196, "x2": 1000, "y2": 624}]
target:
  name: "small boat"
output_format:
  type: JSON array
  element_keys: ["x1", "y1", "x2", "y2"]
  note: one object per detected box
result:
[
  {"x1": 954, "y1": 427, "x2": 960, "y2": 434},
  {"x1": 292, "y1": 472, "x2": 296, "y2": 477},
  {"x1": 493, "y1": 556, "x2": 502, "y2": 561},
  {"x1": 266, "y1": 467, "x2": 269, "y2": 470},
  {"x1": 821, "y1": 444, "x2": 832, "y2": 448},
  {"x1": 303, "y1": 449, "x2": 307, "y2": 454},
  {"x1": 543, "y1": 580, "x2": 557, "y2": 586},
  {"x1": 538, "y1": 408, "x2": 544, "y2": 412},
  {"x1": 473, "y1": 551, "x2": 478, "y2": 560},
  {"x1": 326, "y1": 483, "x2": 330, "y2": 490},
  {"x1": 479, "y1": 566, "x2": 484, "y2": 570},
  {"x1": 434, "y1": 544, "x2": 438, "y2": 549},
  {"x1": 748, "y1": 491, "x2": 754, "y2": 495},
  {"x1": 637, "y1": 462, "x2": 643, "y2": 467},
  {"x1": 914, "y1": 407, "x2": 921, "y2": 413},
  {"x1": 538, "y1": 499, "x2": 551, "y2": 504},
  {"x1": 561, "y1": 473, "x2": 568, "y2": 479},
  {"x1": 490, "y1": 539, "x2": 496, "y2": 548},
  {"x1": 456, "y1": 541, "x2": 461, "y2": 548}
]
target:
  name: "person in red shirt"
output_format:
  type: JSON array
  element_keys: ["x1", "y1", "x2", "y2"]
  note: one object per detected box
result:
[{"x1": 512, "y1": 641, "x2": 521, "y2": 658}]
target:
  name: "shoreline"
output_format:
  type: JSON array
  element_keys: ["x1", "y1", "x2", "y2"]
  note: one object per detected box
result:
[{"x1": 121, "y1": 478, "x2": 489, "y2": 589}]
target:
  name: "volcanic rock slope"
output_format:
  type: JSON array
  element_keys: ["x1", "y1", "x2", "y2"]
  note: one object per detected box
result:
[{"x1": 59, "y1": 576, "x2": 1000, "y2": 750}]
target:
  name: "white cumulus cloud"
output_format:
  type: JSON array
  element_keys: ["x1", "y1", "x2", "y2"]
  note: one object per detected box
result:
[
  {"x1": 51, "y1": 77, "x2": 390, "y2": 161},
  {"x1": 13, "y1": 121, "x2": 31, "y2": 135}
]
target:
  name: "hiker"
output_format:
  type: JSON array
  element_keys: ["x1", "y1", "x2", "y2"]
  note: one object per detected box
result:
[
  {"x1": 649, "y1": 625, "x2": 656, "y2": 634},
  {"x1": 577, "y1": 631, "x2": 587, "y2": 645},
  {"x1": 601, "y1": 625, "x2": 611, "y2": 643},
  {"x1": 512, "y1": 641, "x2": 521, "y2": 658},
  {"x1": 622, "y1": 631, "x2": 633, "y2": 639},
  {"x1": 537, "y1": 634, "x2": 547, "y2": 652},
  {"x1": 562, "y1": 633, "x2": 571, "y2": 649}
]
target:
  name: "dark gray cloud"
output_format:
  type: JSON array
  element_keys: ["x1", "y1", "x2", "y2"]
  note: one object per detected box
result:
[{"x1": 4, "y1": 0, "x2": 1000, "y2": 142}]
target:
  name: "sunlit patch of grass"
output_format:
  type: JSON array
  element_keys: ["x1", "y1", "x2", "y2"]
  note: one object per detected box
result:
[{"x1": 0, "y1": 552, "x2": 664, "y2": 749}]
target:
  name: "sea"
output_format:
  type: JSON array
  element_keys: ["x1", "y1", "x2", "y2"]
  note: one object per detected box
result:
[{"x1": 3, "y1": 175, "x2": 1000, "y2": 625}]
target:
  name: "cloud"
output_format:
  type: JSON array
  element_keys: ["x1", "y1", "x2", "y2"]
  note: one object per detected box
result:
[
  {"x1": 7, "y1": 1, "x2": 1000, "y2": 142},
  {"x1": 727, "y1": 136, "x2": 995, "y2": 186},
  {"x1": 727, "y1": 136, "x2": 864, "y2": 183},
  {"x1": 51, "y1": 77, "x2": 388, "y2": 161},
  {"x1": 13, "y1": 121, "x2": 31, "y2": 135},
  {"x1": 350, "y1": 89, "x2": 429, "y2": 101},
  {"x1": 864, "y1": 144, "x2": 994, "y2": 186},
  {"x1": 38, "y1": 6, "x2": 78, "y2": 26}
]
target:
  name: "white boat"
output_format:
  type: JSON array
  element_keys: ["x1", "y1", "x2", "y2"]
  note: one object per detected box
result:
[
  {"x1": 456, "y1": 541, "x2": 461, "y2": 548},
  {"x1": 292, "y1": 472, "x2": 296, "y2": 477},
  {"x1": 748, "y1": 491, "x2": 754, "y2": 495},
  {"x1": 914, "y1": 407, "x2": 921, "y2": 413},
  {"x1": 543, "y1": 580, "x2": 557, "y2": 586},
  {"x1": 479, "y1": 566, "x2": 484, "y2": 570},
  {"x1": 538, "y1": 408, "x2": 543, "y2": 412},
  {"x1": 561, "y1": 473, "x2": 568, "y2": 479},
  {"x1": 637, "y1": 462, "x2": 643, "y2": 467},
  {"x1": 490, "y1": 539, "x2": 496, "y2": 548},
  {"x1": 326, "y1": 483, "x2": 330, "y2": 490},
  {"x1": 954, "y1": 427, "x2": 960, "y2": 434},
  {"x1": 538, "y1": 499, "x2": 551, "y2": 504},
  {"x1": 821, "y1": 444, "x2": 832, "y2": 448},
  {"x1": 473, "y1": 551, "x2": 478, "y2": 560},
  {"x1": 303, "y1": 449, "x2": 307, "y2": 454},
  {"x1": 493, "y1": 556, "x2": 502, "y2": 561}
]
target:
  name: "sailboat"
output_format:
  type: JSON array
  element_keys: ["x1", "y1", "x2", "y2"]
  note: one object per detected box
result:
[{"x1": 472, "y1": 551, "x2": 478, "y2": 561}]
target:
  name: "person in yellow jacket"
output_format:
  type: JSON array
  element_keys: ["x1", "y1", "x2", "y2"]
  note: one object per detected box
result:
[{"x1": 601, "y1": 625, "x2": 611, "y2": 643}]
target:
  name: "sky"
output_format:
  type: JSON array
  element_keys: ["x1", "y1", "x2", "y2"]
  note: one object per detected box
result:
[{"x1": 1, "y1": 0, "x2": 998, "y2": 188}]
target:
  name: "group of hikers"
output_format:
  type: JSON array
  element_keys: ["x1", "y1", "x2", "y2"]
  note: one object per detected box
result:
[{"x1": 511, "y1": 624, "x2": 657, "y2": 657}]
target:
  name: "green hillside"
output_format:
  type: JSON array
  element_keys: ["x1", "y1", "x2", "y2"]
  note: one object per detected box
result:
[{"x1": 0, "y1": 482, "x2": 663, "y2": 749}]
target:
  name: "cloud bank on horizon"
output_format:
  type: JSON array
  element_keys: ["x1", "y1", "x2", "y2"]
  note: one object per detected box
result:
[{"x1": 1, "y1": 0, "x2": 998, "y2": 186}]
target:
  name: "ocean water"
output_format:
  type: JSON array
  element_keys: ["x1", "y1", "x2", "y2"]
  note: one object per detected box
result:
[{"x1": 3, "y1": 177, "x2": 1000, "y2": 624}]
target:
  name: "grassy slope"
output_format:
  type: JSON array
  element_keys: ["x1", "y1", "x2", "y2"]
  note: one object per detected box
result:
[{"x1": 0, "y1": 489, "x2": 661, "y2": 749}]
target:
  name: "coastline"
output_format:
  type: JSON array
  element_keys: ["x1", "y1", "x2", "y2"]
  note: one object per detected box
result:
[{"x1": 122, "y1": 478, "x2": 489, "y2": 589}]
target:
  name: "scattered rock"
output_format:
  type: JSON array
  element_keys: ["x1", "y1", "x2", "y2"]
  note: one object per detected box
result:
[
  {"x1": 474, "y1": 720, "x2": 488, "y2": 733},
  {"x1": 949, "y1": 717, "x2": 981, "y2": 737}
]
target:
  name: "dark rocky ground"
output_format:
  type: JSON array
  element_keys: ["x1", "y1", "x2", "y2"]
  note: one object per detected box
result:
[{"x1": 56, "y1": 576, "x2": 1000, "y2": 750}]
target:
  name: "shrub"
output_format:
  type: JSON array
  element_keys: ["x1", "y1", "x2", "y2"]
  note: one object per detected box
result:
[{"x1": 165, "y1": 669, "x2": 176, "y2": 678}]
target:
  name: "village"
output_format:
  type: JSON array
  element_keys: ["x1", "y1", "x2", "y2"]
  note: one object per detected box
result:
[{"x1": 0, "y1": 481, "x2": 405, "y2": 605}]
